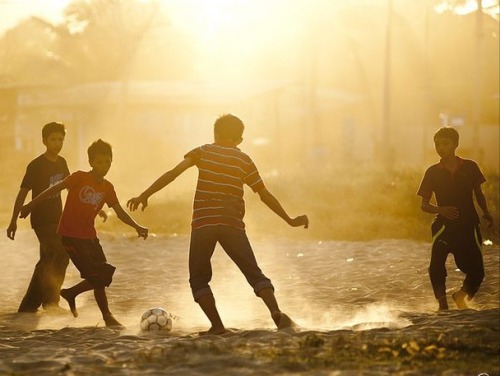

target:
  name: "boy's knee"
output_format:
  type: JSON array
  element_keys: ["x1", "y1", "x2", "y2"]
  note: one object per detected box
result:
[
  {"x1": 254, "y1": 280, "x2": 274, "y2": 297},
  {"x1": 428, "y1": 264, "x2": 447, "y2": 277},
  {"x1": 84, "y1": 263, "x2": 115, "y2": 288},
  {"x1": 192, "y1": 287, "x2": 212, "y2": 302},
  {"x1": 477, "y1": 268, "x2": 485, "y2": 281},
  {"x1": 470, "y1": 269, "x2": 484, "y2": 287}
]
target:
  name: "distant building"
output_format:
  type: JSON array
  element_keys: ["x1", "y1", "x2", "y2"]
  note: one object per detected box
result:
[{"x1": 0, "y1": 81, "x2": 497, "y2": 173}]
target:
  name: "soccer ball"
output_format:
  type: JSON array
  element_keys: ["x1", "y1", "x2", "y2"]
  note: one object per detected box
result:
[{"x1": 140, "y1": 308, "x2": 173, "y2": 332}]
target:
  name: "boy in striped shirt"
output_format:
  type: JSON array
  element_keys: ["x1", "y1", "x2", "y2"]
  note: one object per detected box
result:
[{"x1": 128, "y1": 114, "x2": 309, "y2": 334}]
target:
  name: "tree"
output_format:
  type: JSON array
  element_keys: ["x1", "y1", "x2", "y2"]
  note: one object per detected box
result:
[
  {"x1": 59, "y1": 0, "x2": 160, "y2": 82},
  {"x1": 0, "y1": 17, "x2": 67, "y2": 84},
  {"x1": 0, "y1": 0, "x2": 197, "y2": 85}
]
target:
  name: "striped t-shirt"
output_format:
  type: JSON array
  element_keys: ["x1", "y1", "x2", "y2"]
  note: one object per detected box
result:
[{"x1": 185, "y1": 143, "x2": 265, "y2": 230}]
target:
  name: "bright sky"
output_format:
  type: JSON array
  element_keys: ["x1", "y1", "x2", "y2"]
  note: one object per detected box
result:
[
  {"x1": 0, "y1": 0, "x2": 293, "y2": 38},
  {"x1": 0, "y1": 0, "x2": 72, "y2": 34},
  {"x1": 0, "y1": 0, "x2": 498, "y2": 37}
]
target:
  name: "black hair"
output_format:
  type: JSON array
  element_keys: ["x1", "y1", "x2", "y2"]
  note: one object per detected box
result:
[
  {"x1": 214, "y1": 114, "x2": 244, "y2": 141},
  {"x1": 87, "y1": 139, "x2": 113, "y2": 161},
  {"x1": 434, "y1": 127, "x2": 459, "y2": 144},
  {"x1": 42, "y1": 122, "x2": 66, "y2": 139}
]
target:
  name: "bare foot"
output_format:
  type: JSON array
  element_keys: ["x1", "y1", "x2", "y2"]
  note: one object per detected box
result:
[
  {"x1": 437, "y1": 296, "x2": 449, "y2": 311},
  {"x1": 60, "y1": 289, "x2": 78, "y2": 317},
  {"x1": 452, "y1": 290, "x2": 468, "y2": 309},
  {"x1": 272, "y1": 312, "x2": 296, "y2": 330},
  {"x1": 199, "y1": 326, "x2": 228, "y2": 336},
  {"x1": 42, "y1": 304, "x2": 67, "y2": 315},
  {"x1": 17, "y1": 307, "x2": 38, "y2": 313},
  {"x1": 103, "y1": 314, "x2": 124, "y2": 328}
]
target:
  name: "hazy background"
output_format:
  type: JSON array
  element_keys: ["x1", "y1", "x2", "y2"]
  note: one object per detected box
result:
[{"x1": 0, "y1": 0, "x2": 498, "y2": 241}]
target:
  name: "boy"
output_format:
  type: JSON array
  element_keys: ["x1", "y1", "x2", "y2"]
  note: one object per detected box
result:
[
  {"x1": 7, "y1": 122, "x2": 70, "y2": 313},
  {"x1": 127, "y1": 114, "x2": 309, "y2": 335},
  {"x1": 417, "y1": 127, "x2": 493, "y2": 310},
  {"x1": 20, "y1": 139, "x2": 148, "y2": 327}
]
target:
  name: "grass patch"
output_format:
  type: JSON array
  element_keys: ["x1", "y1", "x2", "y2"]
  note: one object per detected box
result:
[
  {"x1": 96, "y1": 167, "x2": 499, "y2": 242},
  {"x1": 2, "y1": 159, "x2": 498, "y2": 242}
]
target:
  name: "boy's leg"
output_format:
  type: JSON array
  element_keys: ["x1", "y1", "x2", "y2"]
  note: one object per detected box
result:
[
  {"x1": 218, "y1": 227, "x2": 294, "y2": 329},
  {"x1": 189, "y1": 228, "x2": 218, "y2": 293},
  {"x1": 18, "y1": 271, "x2": 43, "y2": 312},
  {"x1": 451, "y1": 289, "x2": 468, "y2": 309},
  {"x1": 189, "y1": 228, "x2": 222, "y2": 333},
  {"x1": 37, "y1": 225, "x2": 69, "y2": 309},
  {"x1": 61, "y1": 236, "x2": 117, "y2": 320},
  {"x1": 257, "y1": 288, "x2": 295, "y2": 329},
  {"x1": 452, "y1": 226, "x2": 484, "y2": 309},
  {"x1": 18, "y1": 239, "x2": 46, "y2": 312},
  {"x1": 197, "y1": 294, "x2": 226, "y2": 334},
  {"x1": 93, "y1": 287, "x2": 122, "y2": 327},
  {"x1": 429, "y1": 225, "x2": 450, "y2": 310},
  {"x1": 60, "y1": 280, "x2": 93, "y2": 317},
  {"x1": 218, "y1": 227, "x2": 273, "y2": 290}
]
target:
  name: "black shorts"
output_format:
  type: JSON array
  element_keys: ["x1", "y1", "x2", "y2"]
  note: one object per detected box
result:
[{"x1": 61, "y1": 236, "x2": 115, "y2": 288}]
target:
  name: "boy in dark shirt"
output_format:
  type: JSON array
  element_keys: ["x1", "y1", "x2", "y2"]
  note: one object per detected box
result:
[
  {"x1": 7, "y1": 122, "x2": 70, "y2": 312},
  {"x1": 417, "y1": 127, "x2": 493, "y2": 310},
  {"x1": 128, "y1": 114, "x2": 309, "y2": 335}
]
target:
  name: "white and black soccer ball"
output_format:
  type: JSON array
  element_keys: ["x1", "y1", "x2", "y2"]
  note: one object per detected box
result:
[{"x1": 140, "y1": 308, "x2": 173, "y2": 332}]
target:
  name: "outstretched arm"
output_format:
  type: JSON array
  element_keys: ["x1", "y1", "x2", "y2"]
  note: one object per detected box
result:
[
  {"x1": 257, "y1": 187, "x2": 308, "y2": 228},
  {"x1": 19, "y1": 181, "x2": 66, "y2": 219},
  {"x1": 98, "y1": 210, "x2": 108, "y2": 223},
  {"x1": 474, "y1": 184, "x2": 493, "y2": 228},
  {"x1": 127, "y1": 157, "x2": 195, "y2": 212},
  {"x1": 420, "y1": 196, "x2": 459, "y2": 220},
  {"x1": 6, "y1": 188, "x2": 29, "y2": 240},
  {"x1": 111, "y1": 203, "x2": 148, "y2": 239}
]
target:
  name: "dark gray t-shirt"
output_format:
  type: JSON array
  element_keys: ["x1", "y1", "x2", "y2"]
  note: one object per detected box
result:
[{"x1": 21, "y1": 154, "x2": 70, "y2": 228}]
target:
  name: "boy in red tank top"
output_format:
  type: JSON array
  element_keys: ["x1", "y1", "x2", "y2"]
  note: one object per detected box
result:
[{"x1": 21, "y1": 140, "x2": 148, "y2": 327}]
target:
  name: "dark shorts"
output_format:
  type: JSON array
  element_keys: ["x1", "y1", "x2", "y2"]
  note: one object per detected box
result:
[
  {"x1": 189, "y1": 225, "x2": 274, "y2": 301},
  {"x1": 61, "y1": 236, "x2": 115, "y2": 288},
  {"x1": 429, "y1": 219, "x2": 484, "y2": 298}
]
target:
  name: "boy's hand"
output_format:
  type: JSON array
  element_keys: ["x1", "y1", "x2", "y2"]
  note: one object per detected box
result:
[
  {"x1": 98, "y1": 210, "x2": 108, "y2": 222},
  {"x1": 136, "y1": 225, "x2": 148, "y2": 239},
  {"x1": 438, "y1": 206, "x2": 459, "y2": 220},
  {"x1": 6, "y1": 223, "x2": 17, "y2": 240},
  {"x1": 483, "y1": 212, "x2": 494, "y2": 228},
  {"x1": 289, "y1": 215, "x2": 309, "y2": 229},
  {"x1": 127, "y1": 196, "x2": 148, "y2": 212},
  {"x1": 19, "y1": 204, "x2": 32, "y2": 219}
]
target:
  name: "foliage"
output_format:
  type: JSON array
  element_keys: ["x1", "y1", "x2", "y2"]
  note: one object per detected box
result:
[
  {"x1": 244, "y1": 168, "x2": 498, "y2": 242},
  {"x1": 0, "y1": 0, "x2": 196, "y2": 84},
  {"x1": 61, "y1": 0, "x2": 160, "y2": 82}
]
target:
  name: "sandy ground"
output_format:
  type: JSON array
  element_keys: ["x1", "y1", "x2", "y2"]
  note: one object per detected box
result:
[{"x1": 0, "y1": 230, "x2": 498, "y2": 375}]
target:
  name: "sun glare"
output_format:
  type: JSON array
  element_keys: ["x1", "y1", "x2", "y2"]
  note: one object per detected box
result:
[
  {"x1": 166, "y1": 0, "x2": 258, "y2": 44},
  {"x1": 434, "y1": 0, "x2": 500, "y2": 16},
  {"x1": 160, "y1": 0, "x2": 307, "y2": 79}
]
